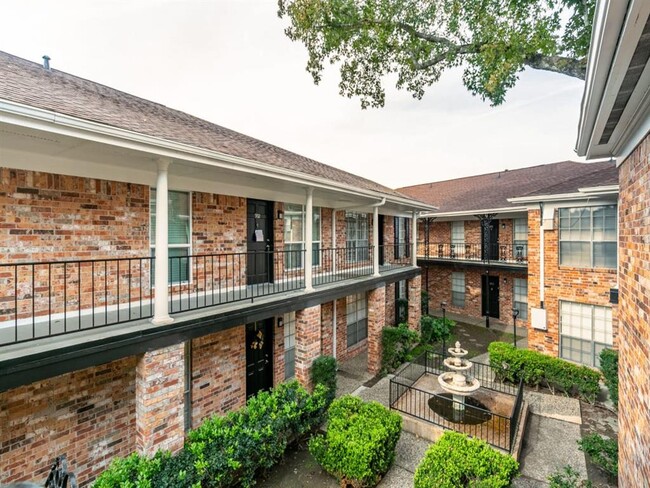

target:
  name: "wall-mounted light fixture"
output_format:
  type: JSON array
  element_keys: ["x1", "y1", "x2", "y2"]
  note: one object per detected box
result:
[
  {"x1": 277, "y1": 316, "x2": 284, "y2": 328},
  {"x1": 503, "y1": 277, "x2": 508, "y2": 284},
  {"x1": 277, "y1": 210, "x2": 284, "y2": 220},
  {"x1": 501, "y1": 222, "x2": 506, "y2": 229}
]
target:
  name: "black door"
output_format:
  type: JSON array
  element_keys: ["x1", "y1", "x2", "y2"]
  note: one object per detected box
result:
[
  {"x1": 246, "y1": 319, "x2": 274, "y2": 399},
  {"x1": 481, "y1": 275, "x2": 500, "y2": 318},
  {"x1": 378, "y1": 215, "x2": 385, "y2": 265},
  {"x1": 481, "y1": 219, "x2": 499, "y2": 260},
  {"x1": 247, "y1": 199, "x2": 273, "y2": 285}
]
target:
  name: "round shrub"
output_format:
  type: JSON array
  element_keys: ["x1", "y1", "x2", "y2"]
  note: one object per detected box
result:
[
  {"x1": 381, "y1": 323, "x2": 419, "y2": 373},
  {"x1": 311, "y1": 355, "x2": 337, "y2": 405},
  {"x1": 414, "y1": 432, "x2": 519, "y2": 488}
]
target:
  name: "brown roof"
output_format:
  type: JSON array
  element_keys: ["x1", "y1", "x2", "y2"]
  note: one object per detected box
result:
[
  {"x1": 398, "y1": 160, "x2": 618, "y2": 213},
  {"x1": 0, "y1": 51, "x2": 415, "y2": 202}
]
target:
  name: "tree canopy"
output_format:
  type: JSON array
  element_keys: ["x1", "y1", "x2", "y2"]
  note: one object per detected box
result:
[{"x1": 277, "y1": 0, "x2": 595, "y2": 107}]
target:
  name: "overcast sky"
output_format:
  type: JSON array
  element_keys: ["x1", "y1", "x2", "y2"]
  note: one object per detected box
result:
[{"x1": 1, "y1": 0, "x2": 586, "y2": 189}]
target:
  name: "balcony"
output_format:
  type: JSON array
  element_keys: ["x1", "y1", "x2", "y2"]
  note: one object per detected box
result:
[
  {"x1": 0, "y1": 244, "x2": 414, "y2": 346},
  {"x1": 417, "y1": 242, "x2": 528, "y2": 267}
]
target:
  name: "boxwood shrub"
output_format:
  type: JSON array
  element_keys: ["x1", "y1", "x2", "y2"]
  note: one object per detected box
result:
[
  {"x1": 311, "y1": 355, "x2": 337, "y2": 404},
  {"x1": 598, "y1": 349, "x2": 618, "y2": 408},
  {"x1": 93, "y1": 380, "x2": 328, "y2": 488},
  {"x1": 381, "y1": 323, "x2": 419, "y2": 373},
  {"x1": 413, "y1": 431, "x2": 519, "y2": 488},
  {"x1": 309, "y1": 395, "x2": 402, "y2": 487},
  {"x1": 488, "y1": 342, "x2": 601, "y2": 403}
]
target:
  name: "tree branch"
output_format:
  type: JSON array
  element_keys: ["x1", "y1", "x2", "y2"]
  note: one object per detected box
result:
[{"x1": 524, "y1": 53, "x2": 586, "y2": 79}]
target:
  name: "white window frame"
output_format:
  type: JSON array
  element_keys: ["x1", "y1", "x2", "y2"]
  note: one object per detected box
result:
[
  {"x1": 513, "y1": 278, "x2": 528, "y2": 321},
  {"x1": 558, "y1": 205, "x2": 617, "y2": 269},
  {"x1": 283, "y1": 203, "x2": 321, "y2": 270},
  {"x1": 346, "y1": 212, "x2": 369, "y2": 263},
  {"x1": 150, "y1": 189, "x2": 192, "y2": 284},
  {"x1": 283, "y1": 312, "x2": 297, "y2": 380},
  {"x1": 451, "y1": 272, "x2": 465, "y2": 308},
  {"x1": 346, "y1": 293, "x2": 368, "y2": 347},
  {"x1": 513, "y1": 218, "x2": 528, "y2": 258},
  {"x1": 559, "y1": 301, "x2": 613, "y2": 367},
  {"x1": 394, "y1": 217, "x2": 410, "y2": 259}
]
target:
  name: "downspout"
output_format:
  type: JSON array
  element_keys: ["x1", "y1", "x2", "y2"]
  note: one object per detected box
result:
[{"x1": 539, "y1": 202, "x2": 545, "y2": 308}]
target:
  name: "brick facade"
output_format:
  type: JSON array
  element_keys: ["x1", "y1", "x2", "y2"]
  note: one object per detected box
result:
[
  {"x1": 407, "y1": 274, "x2": 422, "y2": 331},
  {"x1": 294, "y1": 305, "x2": 322, "y2": 390},
  {"x1": 320, "y1": 301, "x2": 334, "y2": 357},
  {"x1": 191, "y1": 326, "x2": 246, "y2": 427},
  {"x1": 617, "y1": 134, "x2": 650, "y2": 485},
  {"x1": 367, "y1": 286, "x2": 387, "y2": 374},
  {"x1": 0, "y1": 357, "x2": 137, "y2": 485}
]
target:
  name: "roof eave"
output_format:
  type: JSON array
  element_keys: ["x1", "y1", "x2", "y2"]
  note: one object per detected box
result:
[
  {"x1": 508, "y1": 185, "x2": 620, "y2": 204},
  {"x1": 420, "y1": 206, "x2": 529, "y2": 219}
]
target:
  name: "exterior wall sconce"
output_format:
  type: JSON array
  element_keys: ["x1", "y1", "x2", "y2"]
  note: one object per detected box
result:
[
  {"x1": 277, "y1": 316, "x2": 284, "y2": 328},
  {"x1": 277, "y1": 210, "x2": 284, "y2": 220},
  {"x1": 501, "y1": 222, "x2": 506, "y2": 229}
]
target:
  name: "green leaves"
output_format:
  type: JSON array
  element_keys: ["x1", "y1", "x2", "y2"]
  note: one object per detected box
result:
[
  {"x1": 578, "y1": 434, "x2": 618, "y2": 479},
  {"x1": 381, "y1": 323, "x2": 420, "y2": 373},
  {"x1": 420, "y1": 315, "x2": 455, "y2": 345},
  {"x1": 309, "y1": 396, "x2": 402, "y2": 487},
  {"x1": 413, "y1": 432, "x2": 519, "y2": 488},
  {"x1": 278, "y1": 0, "x2": 593, "y2": 106},
  {"x1": 598, "y1": 348, "x2": 618, "y2": 408}
]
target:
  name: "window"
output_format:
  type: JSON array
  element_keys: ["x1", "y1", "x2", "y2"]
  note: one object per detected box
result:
[
  {"x1": 394, "y1": 217, "x2": 410, "y2": 259},
  {"x1": 347, "y1": 293, "x2": 368, "y2": 347},
  {"x1": 283, "y1": 312, "x2": 296, "y2": 379},
  {"x1": 395, "y1": 280, "x2": 408, "y2": 324},
  {"x1": 513, "y1": 218, "x2": 528, "y2": 259},
  {"x1": 513, "y1": 278, "x2": 528, "y2": 320},
  {"x1": 451, "y1": 272, "x2": 465, "y2": 308},
  {"x1": 559, "y1": 206, "x2": 617, "y2": 268},
  {"x1": 451, "y1": 221, "x2": 464, "y2": 258},
  {"x1": 346, "y1": 212, "x2": 369, "y2": 262},
  {"x1": 283, "y1": 203, "x2": 321, "y2": 269},
  {"x1": 150, "y1": 189, "x2": 191, "y2": 283},
  {"x1": 560, "y1": 301, "x2": 613, "y2": 367}
]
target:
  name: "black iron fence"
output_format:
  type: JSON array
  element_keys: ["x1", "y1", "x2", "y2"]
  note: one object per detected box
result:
[
  {"x1": 389, "y1": 351, "x2": 524, "y2": 452},
  {"x1": 313, "y1": 246, "x2": 374, "y2": 286},
  {"x1": 417, "y1": 242, "x2": 528, "y2": 264},
  {"x1": 379, "y1": 243, "x2": 412, "y2": 269}
]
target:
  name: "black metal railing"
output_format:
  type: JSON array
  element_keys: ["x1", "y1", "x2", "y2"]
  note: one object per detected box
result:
[
  {"x1": 167, "y1": 249, "x2": 306, "y2": 313},
  {"x1": 417, "y1": 242, "x2": 528, "y2": 264},
  {"x1": 389, "y1": 351, "x2": 524, "y2": 452},
  {"x1": 0, "y1": 257, "x2": 154, "y2": 345},
  {"x1": 313, "y1": 246, "x2": 374, "y2": 286},
  {"x1": 379, "y1": 243, "x2": 412, "y2": 269}
]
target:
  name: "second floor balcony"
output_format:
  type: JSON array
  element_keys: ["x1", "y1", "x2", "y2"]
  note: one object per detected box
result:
[{"x1": 417, "y1": 242, "x2": 528, "y2": 266}]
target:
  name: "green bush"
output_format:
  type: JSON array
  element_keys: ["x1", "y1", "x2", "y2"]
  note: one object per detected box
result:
[
  {"x1": 309, "y1": 396, "x2": 402, "y2": 487},
  {"x1": 381, "y1": 323, "x2": 419, "y2": 372},
  {"x1": 578, "y1": 434, "x2": 618, "y2": 479},
  {"x1": 548, "y1": 465, "x2": 592, "y2": 488},
  {"x1": 420, "y1": 315, "x2": 455, "y2": 344},
  {"x1": 599, "y1": 349, "x2": 618, "y2": 408},
  {"x1": 312, "y1": 355, "x2": 337, "y2": 405},
  {"x1": 421, "y1": 290, "x2": 430, "y2": 315},
  {"x1": 488, "y1": 342, "x2": 601, "y2": 403},
  {"x1": 413, "y1": 431, "x2": 519, "y2": 488},
  {"x1": 94, "y1": 380, "x2": 328, "y2": 488}
]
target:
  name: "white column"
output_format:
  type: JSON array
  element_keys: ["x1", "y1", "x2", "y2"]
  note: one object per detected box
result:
[
  {"x1": 411, "y1": 211, "x2": 418, "y2": 267},
  {"x1": 305, "y1": 187, "x2": 314, "y2": 291},
  {"x1": 331, "y1": 210, "x2": 337, "y2": 274},
  {"x1": 152, "y1": 159, "x2": 174, "y2": 325},
  {"x1": 373, "y1": 206, "x2": 380, "y2": 276}
]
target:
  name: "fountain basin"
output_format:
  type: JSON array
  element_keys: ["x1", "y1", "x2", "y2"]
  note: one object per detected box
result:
[
  {"x1": 443, "y1": 357, "x2": 472, "y2": 371},
  {"x1": 438, "y1": 372, "x2": 481, "y2": 395}
]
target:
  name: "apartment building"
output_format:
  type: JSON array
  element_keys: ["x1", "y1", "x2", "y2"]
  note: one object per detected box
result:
[
  {"x1": 0, "y1": 51, "x2": 433, "y2": 484},
  {"x1": 575, "y1": 0, "x2": 650, "y2": 484},
  {"x1": 400, "y1": 160, "x2": 619, "y2": 366}
]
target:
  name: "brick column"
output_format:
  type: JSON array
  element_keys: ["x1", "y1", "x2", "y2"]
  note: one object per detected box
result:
[
  {"x1": 367, "y1": 286, "x2": 386, "y2": 374},
  {"x1": 295, "y1": 305, "x2": 322, "y2": 390},
  {"x1": 136, "y1": 343, "x2": 185, "y2": 456},
  {"x1": 407, "y1": 274, "x2": 422, "y2": 332}
]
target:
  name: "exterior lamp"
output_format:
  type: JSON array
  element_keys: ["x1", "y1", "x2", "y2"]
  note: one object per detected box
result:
[{"x1": 511, "y1": 308, "x2": 520, "y2": 348}]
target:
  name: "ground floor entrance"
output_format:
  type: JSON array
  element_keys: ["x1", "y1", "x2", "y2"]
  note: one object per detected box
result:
[
  {"x1": 481, "y1": 274, "x2": 500, "y2": 319},
  {"x1": 246, "y1": 319, "x2": 274, "y2": 399}
]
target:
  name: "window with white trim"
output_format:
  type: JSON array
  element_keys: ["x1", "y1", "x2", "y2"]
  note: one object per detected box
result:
[
  {"x1": 560, "y1": 301, "x2": 613, "y2": 367},
  {"x1": 394, "y1": 217, "x2": 411, "y2": 259},
  {"x1": 283, "y1": 203, "x2": 321, "y2": 269},
  {"x1": 451, "y1": 272, "x2": 465, "y2": 308},
  {"x1": 283, "y1": 312, "x2": 296, "y2": 379},
  {"x1": 150, "y1": 189, "x2": 191, "y2": 283},
  {"x1": 451, "y1": 221, "x2": 464, "y2": 244},
  {"x1": 513, "y1": 278, "x2": 528, "y2": 321},
  {"x1": 347, "y1": 293, "x2": 368, "y2": 347},
  {"x1": 559, "y1": 206, "x2": 617, "y2": 269},
  {"x1": 346, "y1": 212, "x2": 369, "y2": 262},
  {"x1": 396, "y1": 280, "x2": 408, "y2": 324},
  {"x1": 513, "y1": 218, "x2": 528, "y2": 258}
]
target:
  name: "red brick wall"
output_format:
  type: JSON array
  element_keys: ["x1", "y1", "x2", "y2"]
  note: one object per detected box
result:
[
  {"x1": 191, "y1": 326, "x2": 246, "y2": 426},
  {"x1": 321, "y1": 301, "x2": 334, "y2": 356},
  {"x1": 0, "y1": 357, "x2": 137, "y2": 485},
  {"x1": 273, "y1": 317, "x2": 286, "y2": 386},
  {"x1": 385, "y1": 282, "x2": 396, "y2": 326},
  {"x1": 335, "y1": 297, "x2": 348, "y2": 360},
  {"x1": 618, "y1": 134, "x2": 650, "y2": 485},
  {"x1": 367, "y1": 286, "x2": 386, "y2": 374},
  {"x1": 295, "y1": 305, "x2": 322, "y2": 390},
  {"x1": 192, "y1": 192, "x2": 246, "y2": 254},
  {"x1": 527, "y1": 209, "x2": 617, "y2": 355}
]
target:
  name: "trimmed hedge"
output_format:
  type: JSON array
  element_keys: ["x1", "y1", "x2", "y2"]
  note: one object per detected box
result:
[
  {"x1": 381, "y1": 323, "x2": 419, "y2": 373},
  {"x1": 413, "y1": 432, "x2": 519, "y2": 488},
  {"x1": 488, "y1": 342, "x2": 601, "y2": 403},
  {"x1": 93, "y1": 380, "x2": 328, "y2": 488},
  {"x1": 312, "y1": 355, "x2": 337, "y2": 404},
  {"x1": 309, "y1": 396, "x2": 402, "y2": 487},
  {"x1": 599, "y1": 349, "x2": 618, "y2": 408}
]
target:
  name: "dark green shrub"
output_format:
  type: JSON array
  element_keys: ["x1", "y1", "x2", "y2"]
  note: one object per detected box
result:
[
  {"x1": 94, "y1": 380, "x2": 329, "y2": 488},
  {"x1": 599, "y1": 349, "x2": 618, "y2": 407},
  {"x1": 312, "y1": 355, "x2": 337, "y2": 404},
  {"x1": 421, "y1": 290, "x2": 430, "y2": 315},
  {"x1": 420, "y1": 315, "x2": 455, "y2": 344},
  {"x1": 413, "y1": 431, "x2": 519, "y2": 488},
  {"x1": 309, "y1": 395, "x2": 402, "y2": 487},
  {"x1": 548, "y1": 465, "x2": 592, "y2": 487},
  {"x1": 578, "y1": 434, "x2": 618, "y2": 479},
  {"x1": 381, "y1": 323, "x2": 419, "y2": 372},
  {"x1": 488, "y1": 342, "x2": 601, "y2": 403}
]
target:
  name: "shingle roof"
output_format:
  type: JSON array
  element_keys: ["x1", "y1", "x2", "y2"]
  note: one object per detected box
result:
[
  {"x1": 398, "y1": 160, "x2": 618, "y2": 213},
  {"x1": 0, "y1": 51, "x2": 414, "y2": 202}
]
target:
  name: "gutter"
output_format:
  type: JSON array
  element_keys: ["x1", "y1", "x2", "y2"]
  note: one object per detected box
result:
[
  {"x1": 0, "y1": 99, "x2": 436, "y2": 212},
  {"x1": 419, "y1": 206, "x2": 528, "y2": 219},
  {"x1": 507, "y1": 186, "x2": 619, "y2": 204}
]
